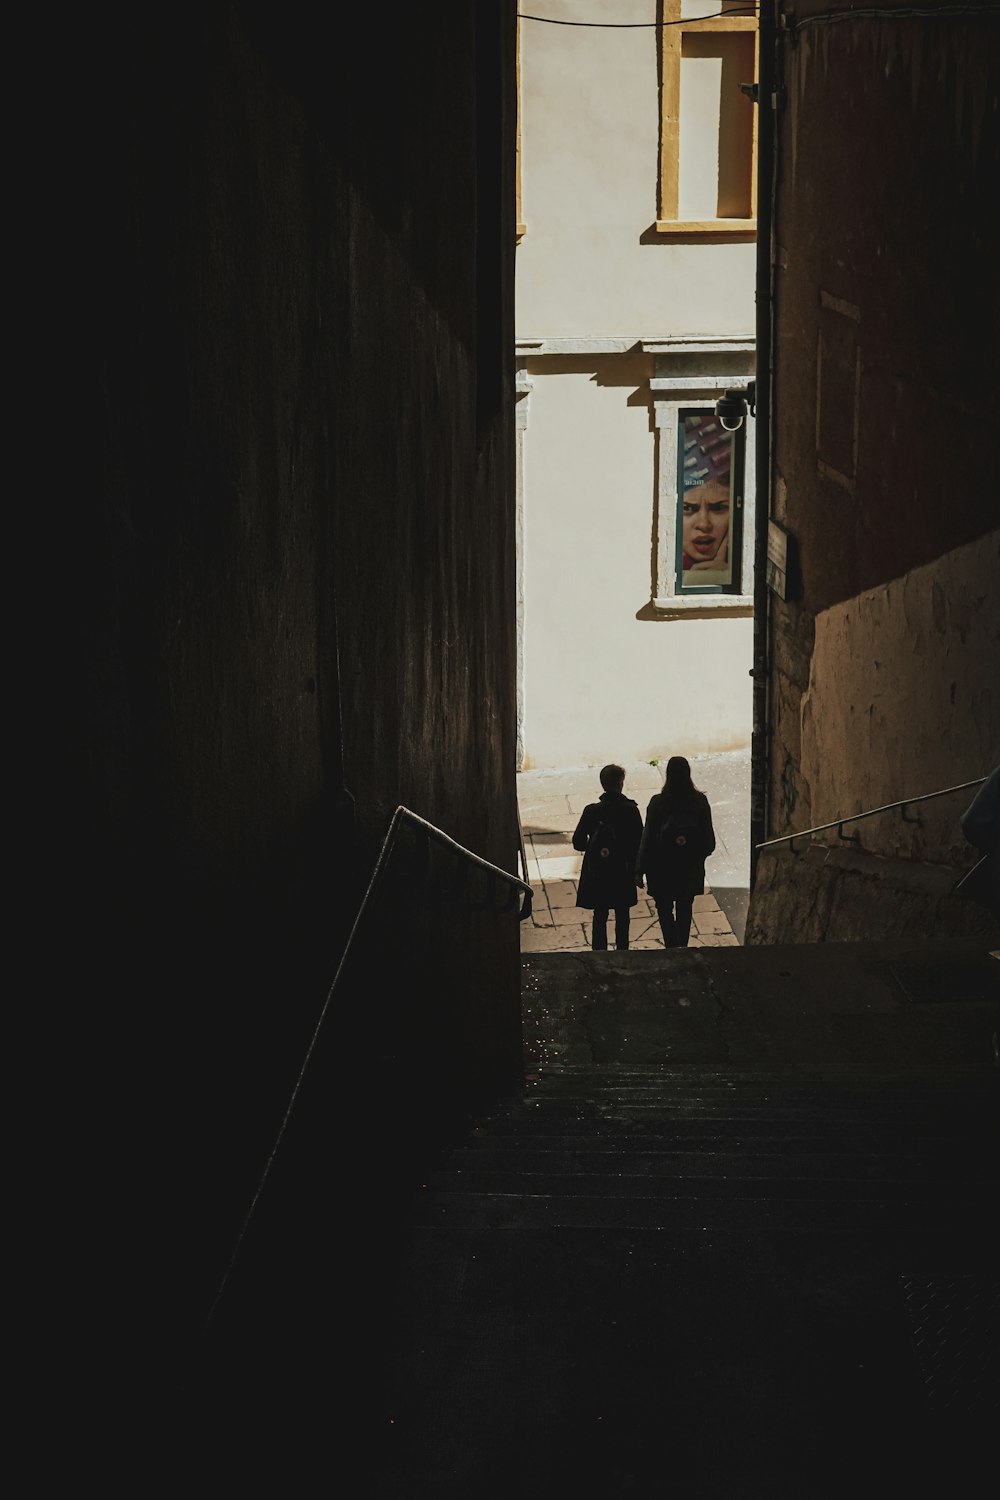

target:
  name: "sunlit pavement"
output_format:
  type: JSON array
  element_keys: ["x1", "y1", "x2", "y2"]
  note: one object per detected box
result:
[{"x1": 518, "y1": 749, "x2": 751, "y2": 952}]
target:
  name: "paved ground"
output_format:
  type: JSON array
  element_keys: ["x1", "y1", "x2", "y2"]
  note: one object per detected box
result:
[{"x1": 517, "y1": 749, "x2": 752, "y2": 951}]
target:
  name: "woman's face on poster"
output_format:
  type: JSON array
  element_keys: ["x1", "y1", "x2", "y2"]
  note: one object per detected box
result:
[{"x1": 683, "y1": 481, "x2": 731, "y2": 566}]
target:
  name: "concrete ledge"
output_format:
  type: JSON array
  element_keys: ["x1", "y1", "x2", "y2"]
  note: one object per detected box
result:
[{"x1": 746, "y1": 842, "x2": 1000, "y2": 946}]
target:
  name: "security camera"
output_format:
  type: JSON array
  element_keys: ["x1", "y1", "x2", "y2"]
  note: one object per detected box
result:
[
  {"x1": 715, "y1": 380, "x2": 756, "y2": 432},
  {"x1": 716, "y1": 389, "x2": 748, "y2": 431}
]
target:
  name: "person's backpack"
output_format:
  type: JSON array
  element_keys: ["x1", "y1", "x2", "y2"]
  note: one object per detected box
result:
[
  {"x1": 582, "y1": 817, "x2": 625, "y2": 878},
  {"x1": 656, "y1": 805, "x2": 704, "y2": 872}
]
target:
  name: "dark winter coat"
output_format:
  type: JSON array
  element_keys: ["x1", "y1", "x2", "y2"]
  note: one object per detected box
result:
[
  {"x1": 572, "y1": 791, "x2": 643, "y2": 910},
  {"x1": 636, "y1": 789, "x2": 716, "y2": 901}
]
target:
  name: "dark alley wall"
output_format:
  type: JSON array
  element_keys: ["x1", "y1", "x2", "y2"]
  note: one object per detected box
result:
[
  {"x1": 751, "y1": 3, "x2": 999, "y2": 941},
  {"x1": 46, "y1": 0, "x2": 518, "y2": 1359}
]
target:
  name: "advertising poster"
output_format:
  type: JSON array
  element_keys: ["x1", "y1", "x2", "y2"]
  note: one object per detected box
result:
[{"x1": 679, "y1": 412, "x2": 735, "y2": 588}]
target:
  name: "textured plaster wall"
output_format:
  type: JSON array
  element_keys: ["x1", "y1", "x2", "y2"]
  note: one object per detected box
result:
[
  {"x1": 516, "y1": 0, "x2": 756, "y2": 334},
  {"x1": 746, "y1": 843, "x2": 1000, "y2": 947},
  {"x1": 757, "y1": 533, "x2": 999, "y2": 943},
  {"x1": 520, "y1": 357, "x2": 753, "y2": 767},
  {"x1": 798, "y1": 534, "x2": 999, "y2": 865}
]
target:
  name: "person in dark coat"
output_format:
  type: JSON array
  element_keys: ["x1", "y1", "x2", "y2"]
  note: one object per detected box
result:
[
  {"x1": 572, "y1": 764, "x2": 644, "y2": 950},
  {"x1": 636, "y1": 755, "x2": 716, "y2": 948}
]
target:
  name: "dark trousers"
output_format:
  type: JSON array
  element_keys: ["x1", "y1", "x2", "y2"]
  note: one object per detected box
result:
[
  {"x1": 656, "y1": 896, "x2": 693, "y2": 948},
  {"x1": 592, "y1": 907, "x2": 631, "y2": 950}
]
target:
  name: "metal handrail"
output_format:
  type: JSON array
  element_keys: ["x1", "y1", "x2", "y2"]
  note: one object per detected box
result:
[
  {"x1": 207, "y1": 804, "x2": 533, "y2": 1326},
  {"x1": 756, "y1": 777, "x2": 986, "y2": 853},
  {"x1": 397, "y1": 806, "x2": 534, "y2": 916},
  {"x1": 516, "y1": 803, "x2": 531, "y2": 890}
]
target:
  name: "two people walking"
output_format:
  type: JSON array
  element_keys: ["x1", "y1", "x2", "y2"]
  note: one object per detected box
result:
[{"x1": 573, "y1": 757, "x2": 716, "y2": 951}]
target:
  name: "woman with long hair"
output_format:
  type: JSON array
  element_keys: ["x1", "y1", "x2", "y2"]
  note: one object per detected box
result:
[{"x1": 636, "y1": 756, "x2": 716, "y2": 948}]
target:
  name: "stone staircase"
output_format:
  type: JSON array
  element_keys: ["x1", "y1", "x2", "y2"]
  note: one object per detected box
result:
[
  {"x1": 371, "y1": 944, "x2": 999, "y2": 1498},
  {"x1": 200, "y1": 941, "x2": 998, "y2": 1497}
]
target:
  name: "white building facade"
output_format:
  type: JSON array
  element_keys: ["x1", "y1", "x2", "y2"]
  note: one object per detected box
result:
[{"x1": 515, "y1": 0, "x2": 758, "y2": 768}]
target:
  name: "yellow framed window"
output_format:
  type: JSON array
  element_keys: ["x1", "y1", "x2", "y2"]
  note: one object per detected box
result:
[{"x1": 658, "y1": 0, "x2": 758, "y2": 237}]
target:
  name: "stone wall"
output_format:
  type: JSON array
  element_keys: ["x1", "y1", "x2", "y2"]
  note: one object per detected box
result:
[
  {"x1": 44, "y1": 0, "x2": 519, "y2": 1352},
  {"x1": 746, "y1": 843, "x2": 1000, "y2": 947},
  {"x1": 755, "y1": 6, "x2": 999, "y2": 942}
]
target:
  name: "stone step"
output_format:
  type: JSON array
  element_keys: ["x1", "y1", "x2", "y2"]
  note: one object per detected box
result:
[
  {"x1": 519, "y1": 1065, "x2": 994, "y2": 1086},
  {"x1": 429, "y1": 1145, "x2": 993, "y2": 1181},
  {"x1": 408, "y1": 1188, "x2": 997, "y2": 1233},
  {"x1": 423, "y1": 1167, "x2": 989, "y2": 1201},
  {"x1": 472, "y1": 1078, "x2": 997, "y2": 1109},
  {"x1": 509, "y1": 1096, "x2": 994, "y2": 1121},
  {"x1": 463, "y1": 1117, "x2": 994, "y2": 1147},
  {"x1": 420, "y1": 1060, "x2": 998, "y2": 1224}
]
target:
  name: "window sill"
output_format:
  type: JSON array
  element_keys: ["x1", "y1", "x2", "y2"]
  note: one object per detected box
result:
[
  {"x1": 515, "y1": 223, "x2": 527, "y2": 242},
  {"x1": 655, "y1": 219, "x2": 756, "y2": 239},
  {"x1": 652, "y1": 595, "x2": 754, "y2": 619}
]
